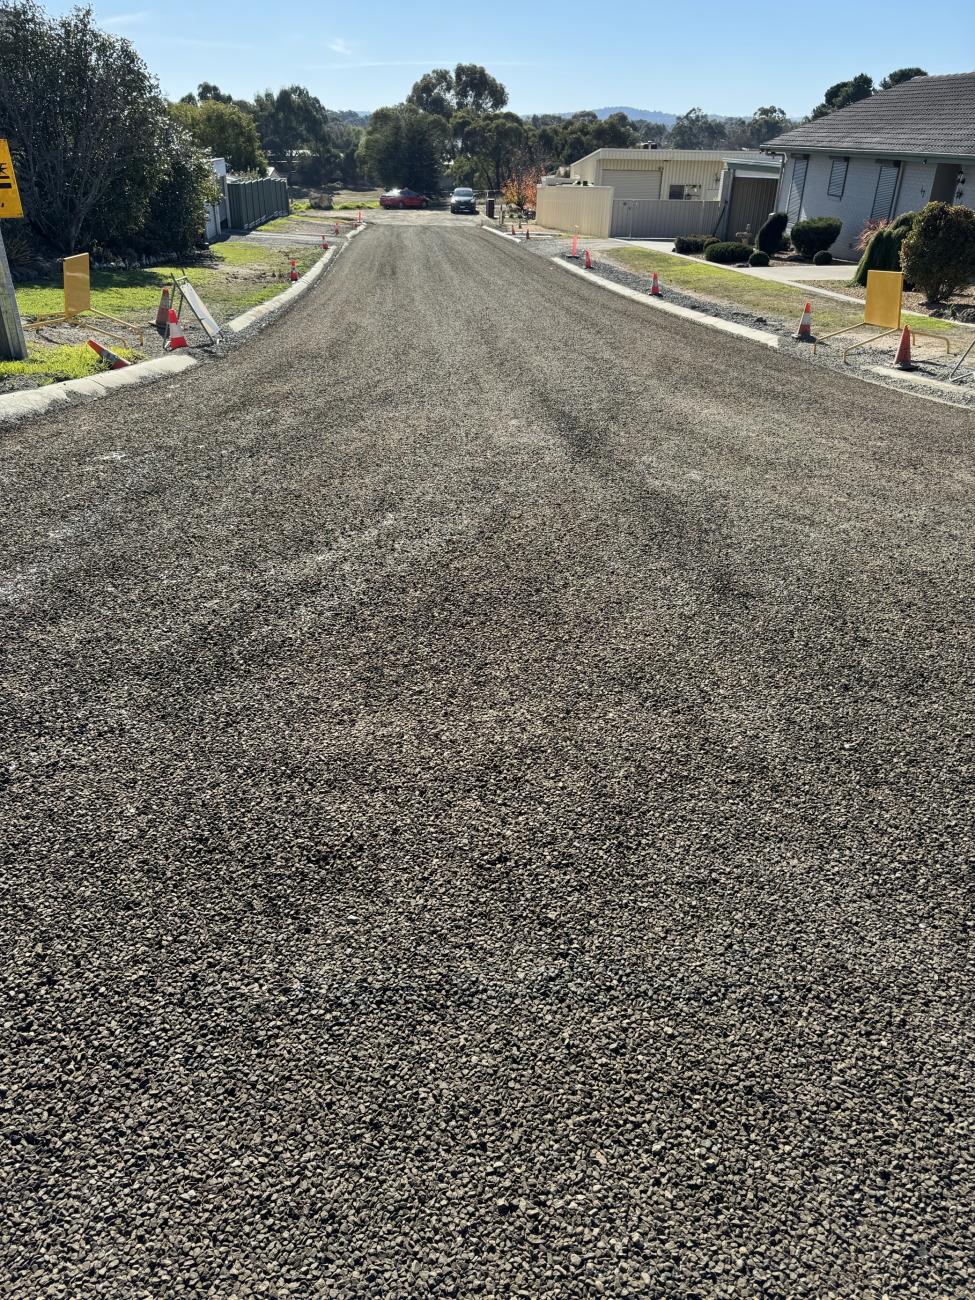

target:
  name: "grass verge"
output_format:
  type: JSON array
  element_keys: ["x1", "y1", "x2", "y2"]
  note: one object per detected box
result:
[
  {"x1": 0, "y1": 341, "x2": 136, "y2": 386},
  {"x1": 609, "y1": 248, "x2": 956, "y2": 339}
]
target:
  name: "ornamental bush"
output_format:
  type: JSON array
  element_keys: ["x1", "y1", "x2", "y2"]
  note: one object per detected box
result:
[
  {"x1": 901, "y1": 202, "x2": 975, "y2": 301},
  {"x1": 790, "y1": 216, "x2": 842, "y2": 259},
  {"x1": 674, "y1": 234, "x2": 718, "y2": 254},
  {"x1": 704, "y1": 241, "x2": 754, "y2": 264},
  {"x1": 851, "y1": 220, "x2": 912, "y2": 286},
  {"x1": 748, "y1": 250, "x2": 770, "y2": 266},
  {"x1": 755, "y1": 211, "x2": 788, "y2": 256},
  {"x1": 812, "y1": 250, "x2": 833, "y2": 265}
]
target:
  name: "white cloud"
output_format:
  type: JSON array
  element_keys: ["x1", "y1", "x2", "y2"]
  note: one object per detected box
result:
[
  {"x1": 328, "y1": 38, "x2": 353, "y2": 57},
  {"x1": 101, "y1": 10, "x2": 149, "y2": 27}
]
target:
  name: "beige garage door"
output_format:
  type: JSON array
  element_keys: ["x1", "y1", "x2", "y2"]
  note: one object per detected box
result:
[{"x1": 602, "y1": 168, "x2": 662, "y2": 202}]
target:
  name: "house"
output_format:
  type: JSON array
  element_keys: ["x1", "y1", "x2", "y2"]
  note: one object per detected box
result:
[
  {"x1": 534, "y1": 148, "x2": 781, "y2": 240},
  {"x1": 765, "y1": 72, "x2": 975, "y2": 261}
]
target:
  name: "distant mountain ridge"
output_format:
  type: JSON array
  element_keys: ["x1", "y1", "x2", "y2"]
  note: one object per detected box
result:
[{"x1": 561, "y1": 106, "x2": 679, "y2": 125}]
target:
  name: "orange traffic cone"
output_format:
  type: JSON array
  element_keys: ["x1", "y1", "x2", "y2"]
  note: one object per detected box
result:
[
  {"x1": 164, "y1": 308, "x2": 188, "y2": 351},
  {"x1": 510, "y1": 224, "x2": 515, "y2": 236},
  {"x1": 154, "y1": 286, "x2": 171, "y2": 331},
  {"x1": 894, "y1": 325, "x2": 915, "y2": 370},
  {"x1": 87, "y1": 338, "x2": 131, "y2": 370},
  {"x1": 525, "y1": 228, "x2": 530, "y2": 240},
  {"x1": 584, "y1": 249, "x2": 592, "y2": 270},
  {"x1": 795, "y1": 302, "x2": 813, "y2": 341},
  {"x1": 334, "y1": 222, "x2": 340, "y2": 236},
  {"x1": 650, "y1": 272, "x2": 661, "y2": 297},
  {"x1": 320, "y1": 236, "x2": 329, "y2": 251},
  {"x1": 570, "y1": 234, "x2": 578, "y2": 259},
  {"x1": 289, "y1": 258, "x2": 298, "y2": 282}
]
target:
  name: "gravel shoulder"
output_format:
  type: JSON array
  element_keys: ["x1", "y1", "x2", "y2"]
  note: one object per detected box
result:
[{"x1": 2, "y1": 224, "x2": 974, "y2": 1299}]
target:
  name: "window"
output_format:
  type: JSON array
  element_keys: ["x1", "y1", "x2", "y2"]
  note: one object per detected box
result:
[
  {"x1": 786, "y1": 156, "x2": 808, "y2": 224},
  {"x1": 668, "y1": 184, "x2": 686, "y2": 200},
  {"x1": 827, "y1": 157, "x2": 848, "y2": 199}
]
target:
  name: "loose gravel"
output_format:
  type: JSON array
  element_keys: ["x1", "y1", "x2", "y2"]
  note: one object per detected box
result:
[
  {"x1": 2, "y1": 223, "x2": 974, "y2": 1299},
  {"x1": 517, "y1": 233, "x2": 975, "y2": 408}
]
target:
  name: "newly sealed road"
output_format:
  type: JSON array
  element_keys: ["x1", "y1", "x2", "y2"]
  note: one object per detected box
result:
[{"x1": 2, "y1": 224, "x2": 973, "y2": 1298}]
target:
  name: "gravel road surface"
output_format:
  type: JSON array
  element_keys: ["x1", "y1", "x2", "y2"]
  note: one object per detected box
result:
[{"x1": 2, "y1": 223, "x2": 974, "y2": 1299}]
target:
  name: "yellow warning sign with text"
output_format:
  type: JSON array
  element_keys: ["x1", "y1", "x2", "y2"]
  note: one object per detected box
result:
[
  {"x1": 864, "y1": 270, "x2": 903, "y2": 330},
  {"x1": 0, "y1": 139, "x2": 24, "y2": 219},
  {"x1": 64, "y1": 253, "x2": 91, "y2": 315}
]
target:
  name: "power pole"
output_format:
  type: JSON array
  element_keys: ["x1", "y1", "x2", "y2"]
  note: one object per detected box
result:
[{"x1": 0, "y1": 225, "x2": 27, "y2": 362}]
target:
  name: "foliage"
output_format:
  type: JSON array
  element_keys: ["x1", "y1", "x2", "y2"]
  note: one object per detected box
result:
[
  {"x1": 756, "y1": 211, "x2": 788, "y2": 257},
  {"x1": 851, "y1": 224, "x2": 908, "y2": 285},
  {"x1": 811, "y1": 74, "x2": 874, "y2": 119},
  {"x1": 171, "y1": 99, "x2": 267, "y2": 174},
  {"x1": 674, "y1": 235, "x2": 718, "y2": 254},
  {"x1": 748, "y1": 251, "x2": 770, "y2": 267},
  {"x1": 854, "y1": 217, "x2": 889, "y2": 253},
  {"x1": 407, "y1": 64, "x2": 508, "y2": 118},
  {"x1": 668, "y1": 107, "x2": 727, "y2": 149},
  {"x1": 812, "y1": 250, "x2": 832, "y2": 265},
  {"x1": 789, "y1": 216, "x2": 842, "y2": 259},
  {"x1": 880, "y1": 67, "x2": 927, "y2": 89},
  {"x1": 357, "y1": 104, "x2": 448, "y2": 193},
  {"x1": 703, "y1": 241, "x2": 754, "y2": 264},
  {"x1": 250, "y1": 85, "x2": 359, "y2": 185},
  {"x1": 139, "y1": 114, "x2": 217, "y2": 253},
  {"x1": 901, "y1": 202, "x2": 975, "y2": 301},
  {"x1": 501, "y1": 167, "x2": 539, "y2": 211},
  {"x1": 0, "y1": 2, "x2": 212, "y2": 256}
]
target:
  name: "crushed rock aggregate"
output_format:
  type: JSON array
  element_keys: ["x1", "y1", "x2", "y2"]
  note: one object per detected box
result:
[{"x1": 1, "y1": 223, "x2": 974, "y2": 1298}]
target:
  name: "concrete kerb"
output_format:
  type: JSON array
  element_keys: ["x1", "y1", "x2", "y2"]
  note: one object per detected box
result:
[
  {"x1": 0, "y1": 353, "x2": 199, "y2": 427},
  {"x1": 0, "y1": 230, "x2": 362, "y2": 428},
  {"x1": 551, "y1": 255, "x2": 781, "y2": 350}
]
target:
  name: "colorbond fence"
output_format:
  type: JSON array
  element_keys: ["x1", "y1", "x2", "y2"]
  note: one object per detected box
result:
[{"x1": 227, "y1": 178, "x2": 289, "y2": 231}]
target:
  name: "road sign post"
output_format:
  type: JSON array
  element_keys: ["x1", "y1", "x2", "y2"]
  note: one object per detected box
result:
[{"x1": 0, "y1": 138, "x2": 27, "y2": 361}]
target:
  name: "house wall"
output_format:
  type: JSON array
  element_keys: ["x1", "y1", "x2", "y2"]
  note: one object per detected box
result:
[
  {"x1": 571, "y1": 151, "x2": 730, "y2": 201},
  {"x1": 774, "y1": 152, "x2": 973, "y2": 261},
  {"x1": 535, "y1": 184, "x2": 614, "y2": 237}
]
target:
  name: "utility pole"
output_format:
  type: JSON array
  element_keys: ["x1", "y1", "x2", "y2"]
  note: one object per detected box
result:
[{"x1": 0, "y1": 137, "x2": 27, "y2": 361}]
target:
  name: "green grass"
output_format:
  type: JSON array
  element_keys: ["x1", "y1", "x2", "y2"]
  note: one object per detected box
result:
[
  {"x1": 14, "y1": 242, "x2": 323, "y2": 325},
  {"x1": 609, "y1": 247, "x2": 956, "y2": 338},
  {"x1": 334, "y1": 199, "x2": 379, "y2": 210},
  {"x1": 0, "y1": 341, "x2": 135, "y2": 385}
]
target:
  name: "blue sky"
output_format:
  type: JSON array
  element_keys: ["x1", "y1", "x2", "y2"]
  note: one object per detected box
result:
[{"x1": 72, "y1": 1, "x2": 974, "y2": 117}]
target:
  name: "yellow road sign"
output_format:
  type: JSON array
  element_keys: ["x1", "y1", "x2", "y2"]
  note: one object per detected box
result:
[
  {"x1": 0, "y1": 139, "x2": 24, "y2": 219},
  {"x1": 864, "y1": 270, "x2": 903, "y2": 330}
]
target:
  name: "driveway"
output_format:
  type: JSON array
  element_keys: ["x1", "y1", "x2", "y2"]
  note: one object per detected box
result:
[{"x1": 2, "y1": 224, "x2": 973, "y2": 1299}]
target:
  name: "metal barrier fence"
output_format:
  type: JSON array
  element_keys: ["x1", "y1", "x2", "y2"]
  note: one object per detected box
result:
[{"x1": 226, "y1": 178, "x2": 289, "y2": 231}]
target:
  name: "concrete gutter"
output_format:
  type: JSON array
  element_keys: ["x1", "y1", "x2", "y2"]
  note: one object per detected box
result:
[{"x1": 0, "y1": 226, "x2": 365, "y2": 428}]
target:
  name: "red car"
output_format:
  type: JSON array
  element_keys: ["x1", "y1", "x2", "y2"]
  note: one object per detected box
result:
[{"x1": 379, "y1": 187, "x2": 429, "y2": 210}]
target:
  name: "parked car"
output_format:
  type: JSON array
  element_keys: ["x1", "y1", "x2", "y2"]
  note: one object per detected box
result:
[
  {"x1": 379, "y1": 188, "x2": 429, "y2": 210},
  {"x1": 450, "y1": 187, "x2": 477, "y2": 215}
]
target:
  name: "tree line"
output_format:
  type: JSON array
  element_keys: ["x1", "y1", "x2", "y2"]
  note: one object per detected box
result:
[{"x1": 0, "y1": 0, "x2": 934, "y2": 260}]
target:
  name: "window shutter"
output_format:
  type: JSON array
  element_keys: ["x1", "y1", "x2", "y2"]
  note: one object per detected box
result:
[
  {"x1": 827, "y1": 157, "x2": 848, "y2": 199},
  {"x1": 871, "y1": 162, "x2": 900, "y2": 220},
  {"x1": 786, "y1": 157, "x2": 807, "y2": 224}
]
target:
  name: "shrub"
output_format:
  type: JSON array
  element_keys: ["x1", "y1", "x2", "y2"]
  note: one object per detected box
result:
[
  {"x1": 790, "y1": 216, "x2": 842, "y2": 259},
  {"x1": 851, "y1": 222, "x2": 909, "y2": 286},
  {"x1": 812, "y1": 250, "x2": 833, "y2": 265},
  {"x1": 674, "y1": 234, "x2": 718, "y2": 254},
  {"x1": 704, "y1": 241, "x2": 754, "y2": 264},
  {"x1": 901, "y1": 202, "x2": 975, "y2": 301},
  {"x1": 855, "y1": 218, "x2": 888, "y2": 253},
  {"x1": 756, "y1": 211, "x2": 788, "y2": 256},
  {"x1": 748, "y1": 250, "x2": 770, "y2": 266}
]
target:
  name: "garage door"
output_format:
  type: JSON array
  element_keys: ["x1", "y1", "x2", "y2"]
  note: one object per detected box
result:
[
  {"x1": 727, "y1": 177, "x2": 779, "y2": 240},
  {"x1": 602, "y1": 168, "x2": 662, "y2": 202}
]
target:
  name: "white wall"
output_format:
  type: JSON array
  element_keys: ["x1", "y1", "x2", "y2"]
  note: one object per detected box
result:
[
  {"x1": 776, "y1": 152, "x2": 945, "y2": 261},
  {"x1": 535, "y1": 185, "x2": 614, "y2": 237}
]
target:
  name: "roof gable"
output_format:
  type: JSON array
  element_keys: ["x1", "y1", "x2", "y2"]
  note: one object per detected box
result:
[{"x1": 768, "y1": 73, "x2": 975, "y2": 159}]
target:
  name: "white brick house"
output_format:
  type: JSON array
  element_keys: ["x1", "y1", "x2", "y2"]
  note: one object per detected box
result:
[{"x1": 766, "y1": 72, "x2": 974, "y2": 261}]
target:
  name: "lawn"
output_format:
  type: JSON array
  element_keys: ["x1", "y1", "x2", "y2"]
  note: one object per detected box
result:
[
  {"x1": 609, "y1": 247, "x2": 956, "y2": 339},
  {"x1": 3, "y1": 239, "x2": 324, "y2": 388},
  {"x1": 13, "y1": 241, "x2": 323, "y2": 327}
]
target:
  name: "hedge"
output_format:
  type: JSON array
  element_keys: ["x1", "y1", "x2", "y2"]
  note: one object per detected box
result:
[{"x1": 704, "y1": 241, "x2": 754, "y2": 264}]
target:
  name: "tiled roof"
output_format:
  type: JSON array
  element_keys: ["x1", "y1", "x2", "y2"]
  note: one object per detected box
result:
[{"x1": 768, "y1": 73, "x2": 975, "y2": 158}]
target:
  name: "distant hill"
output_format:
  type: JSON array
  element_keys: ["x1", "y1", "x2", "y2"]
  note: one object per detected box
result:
[{"x1": 557, "y1": 106, "x2": 679, "y2": 125}]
